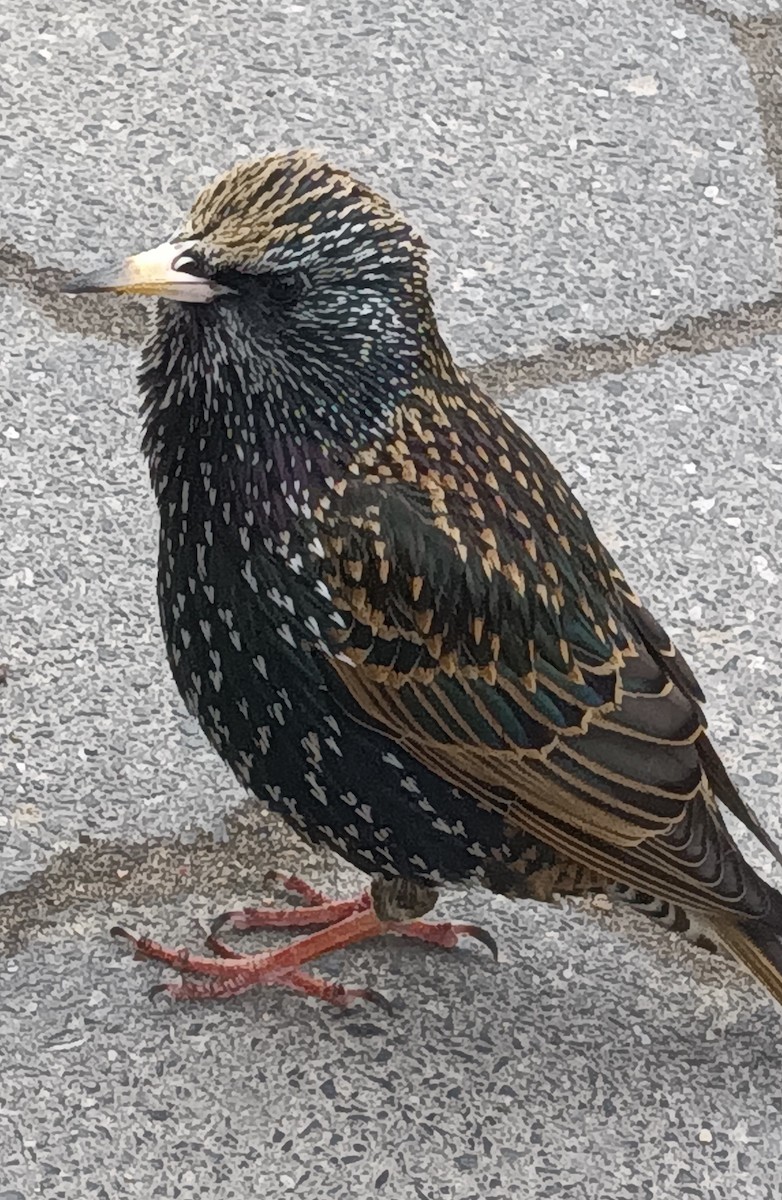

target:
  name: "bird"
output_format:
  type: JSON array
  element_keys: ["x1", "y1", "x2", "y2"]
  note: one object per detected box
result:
[{"x1": 63, "y1": 148, "x2": 782, "y2": 1011}]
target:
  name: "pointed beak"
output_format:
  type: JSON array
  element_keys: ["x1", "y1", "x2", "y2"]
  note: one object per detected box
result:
[{"x1": 60, "y1": 240, "x2": 233, "y2": 304}]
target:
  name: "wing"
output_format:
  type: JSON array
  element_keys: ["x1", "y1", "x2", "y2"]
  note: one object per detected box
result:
[{"x1": 313, "y1": 422, "x2": 781, "y2": 923}]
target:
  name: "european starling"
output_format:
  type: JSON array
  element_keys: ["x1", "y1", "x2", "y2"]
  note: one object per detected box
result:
[{"x1": 64, "y1": 150, "x2": 782, "y2": 1010}]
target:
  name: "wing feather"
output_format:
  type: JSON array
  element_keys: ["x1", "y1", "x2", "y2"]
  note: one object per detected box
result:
[{"x1": 314, "y1": 395, "x2": 782, "y2": 921}]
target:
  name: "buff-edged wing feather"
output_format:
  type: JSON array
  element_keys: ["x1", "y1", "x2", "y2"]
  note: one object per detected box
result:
[{"x1": 316, "y1": 418, "x2": 782, "y2": 939}]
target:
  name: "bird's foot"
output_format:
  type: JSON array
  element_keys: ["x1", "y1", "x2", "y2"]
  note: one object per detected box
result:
[
  {"x1": 112, "y1": 875, "x2": 496, "y2": 1006},
  {"x1": 112, "y1": 908, "x2": 393, "y2": 1007},
  {"x1": 213, "y1": 872, "x2": 498, "y2": 958}
]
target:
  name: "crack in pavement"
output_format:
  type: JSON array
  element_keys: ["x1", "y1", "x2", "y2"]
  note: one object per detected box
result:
[
  {"x1": 2, "y1": 4, "x2": 781, "y2": 951},
  {"x1": 471, "y1": 295, "x2": 782, "y2": 397},
  {"x1": 480, "y1": 5, "x2": 782, "y2": 395},
  {"x1": 678, "y1": 3, "x2": 782, "y2": 251},
  {"x1": 8, "y1": 245, "x2": 782, "y2": 403}
]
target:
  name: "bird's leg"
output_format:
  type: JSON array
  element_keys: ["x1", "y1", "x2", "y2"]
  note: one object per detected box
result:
[
  {"x1": 186, "y1": 919, "x2": 388, "y2": 1009},
  {"x1": 112, "y1": 877, "x2": 497, "y2": 1005},
  {"x1": 386, "y1": 918, "x2": 498, "y2": 956}
]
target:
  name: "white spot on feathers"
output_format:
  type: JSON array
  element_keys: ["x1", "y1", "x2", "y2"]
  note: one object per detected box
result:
[
  {"x1": 268, "y1": 587, "x2": 295, "y2": 615},
  {"x1": 301, "y1": 730, "x2": 322, "y2": 765},
  {"x1": 241, "y1": 560, "x2": 259, "y2": 592},
  {"x1": 305, "y1": 771, "x2": 328, "y2": 804}
]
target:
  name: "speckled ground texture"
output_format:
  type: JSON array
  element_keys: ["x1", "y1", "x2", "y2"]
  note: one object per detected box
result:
[{"x1": 2, "y1": 0, "x2": 782, "y2": 1197}]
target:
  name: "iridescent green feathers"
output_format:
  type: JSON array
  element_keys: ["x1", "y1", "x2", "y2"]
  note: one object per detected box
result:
[{"x1": 316, "y1": 371, "x2": 782, "y2": 930}]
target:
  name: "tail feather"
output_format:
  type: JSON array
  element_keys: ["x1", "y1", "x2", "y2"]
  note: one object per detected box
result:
[{"x1": 715, "y1": 920, "x2": 782, "y2": 1007}]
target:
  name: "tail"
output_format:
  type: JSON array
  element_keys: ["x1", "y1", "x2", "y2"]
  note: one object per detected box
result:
[
  {"x1": 610, "y1": 883, "x2": 782, "y2": 1006},
  {"x1": 715, "y1": 920, "x2": 782, "y2": 1007}
]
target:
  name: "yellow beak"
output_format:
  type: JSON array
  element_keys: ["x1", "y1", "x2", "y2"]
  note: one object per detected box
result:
[{"x1": 61, "y1": 240, "x2": 233, "y2": 303}]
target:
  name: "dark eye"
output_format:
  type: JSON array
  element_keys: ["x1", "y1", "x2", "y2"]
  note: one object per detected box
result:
[
  {"x1": 172, "y1": 251, "x2": 208, "y2": 278},
  {"x1": 265, "y1": 272, "x2": 304, "y2": 307}
]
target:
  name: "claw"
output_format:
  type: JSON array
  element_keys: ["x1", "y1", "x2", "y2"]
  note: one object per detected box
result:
[
  {"x1": 110, "y1": 924, "x2": 135, "y2": 942},
  {"x1": 462, "y1": 923, "x2": 499, "y2": 962},
  {"x1": 209, "y1": 911, "x2": 237, "y2": 938},
  {"x1": 204, "y1": 929, "x2": 242, "y2": 960},
  {"x1": 271, "y1": 872, "x2": 329, "y2": 906},
  {"x1": 360, "y1": 987, "x2": 395, "y2": 1016}
]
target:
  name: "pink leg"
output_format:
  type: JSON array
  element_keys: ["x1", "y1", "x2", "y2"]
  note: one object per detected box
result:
[
  {"x1": 213, "y1": 876, "x2": 496, "y2": 956},
  {"x1": 214, "y1": 878, "x2": 372, "y2": 933},
  {"x1": 195, "y1": 921, "x2": 388, "y2": 1009}
]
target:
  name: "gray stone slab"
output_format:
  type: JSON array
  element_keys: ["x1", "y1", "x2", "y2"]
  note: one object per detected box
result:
[
  {"x1": 1, "y1": 882, "x2": 781, "y2": 1200},
  {"x1": 0, "y1": 0, "x2": 777, "y2": 366}
]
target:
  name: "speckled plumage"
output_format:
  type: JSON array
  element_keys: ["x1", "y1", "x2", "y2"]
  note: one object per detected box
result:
[{"x1": 70, "y1": 150, "x2": 782, "y2": 1006}]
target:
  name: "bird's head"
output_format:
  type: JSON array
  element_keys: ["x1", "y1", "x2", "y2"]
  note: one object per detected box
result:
[
  {"x1": 64, "y1": 149, "x2": 433, "y2": 376},
  {"x1": 64, "y1": 150, "x2": 453, "y2": 500}
]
